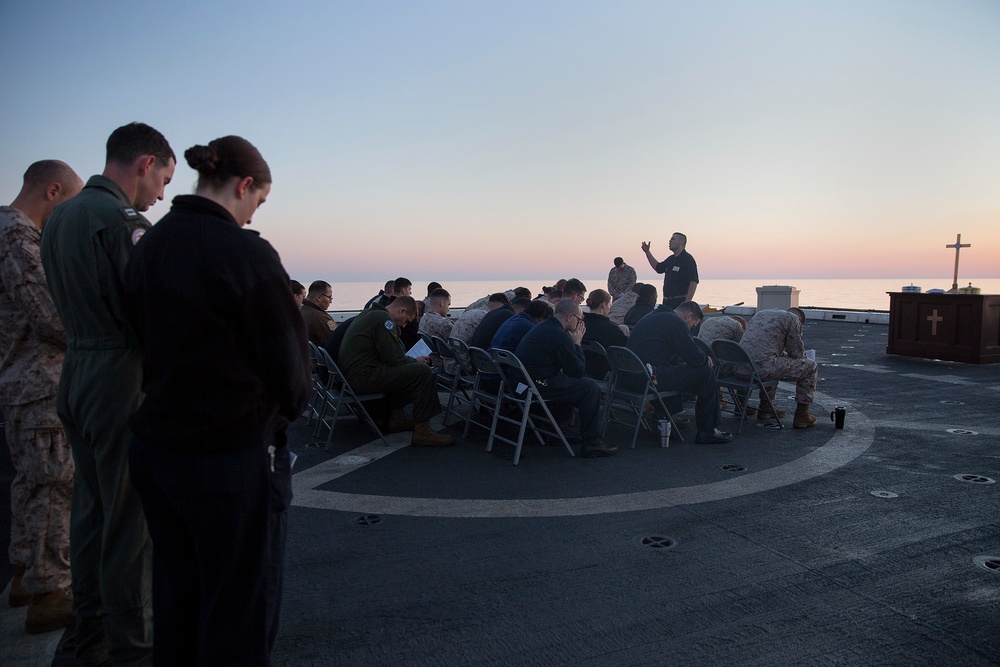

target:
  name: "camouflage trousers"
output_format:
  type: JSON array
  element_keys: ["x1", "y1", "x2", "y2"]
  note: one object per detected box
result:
[
  {"x1": 3, "y1": 395, "x2": 73, "y2": 594},
  {"x1": 751, "y1": 356, "x2": 818, "y2": 405}
]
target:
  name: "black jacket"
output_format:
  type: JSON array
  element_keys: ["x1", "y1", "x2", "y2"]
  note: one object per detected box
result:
[{"x1": 123, "y1": 195, "x2": 311, "y2": 451}]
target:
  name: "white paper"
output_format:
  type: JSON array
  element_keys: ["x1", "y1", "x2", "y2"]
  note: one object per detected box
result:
[
  {"x1": 805, "y1": 349, "x2": 816, "y2": 361},
  {"x1": 407, "y1": 339, "x2": 433, "y2": 359}
]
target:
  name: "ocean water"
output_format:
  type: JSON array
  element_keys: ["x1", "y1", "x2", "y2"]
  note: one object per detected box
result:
[{"x1": 325, "y1": 277, "x2": 1000, "y2": 312}]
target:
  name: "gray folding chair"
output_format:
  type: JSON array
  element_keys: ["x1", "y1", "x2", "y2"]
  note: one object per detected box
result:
[
  {"x1": 431, "y1": 335, "x2": 476, "y2": 428},
  {"x1": 711, "y1": 339, "x2": 782, "y2": 433},
  {"x1": 463, "y1": 346, "x2": 505, "y2": 440},
  {"x1": 312, "y1": 346, "x2": 389, "y2": 447},
  {"x1": 489, "y1": 349, "x2": 575, "y2": 466},
  {"x1": 306, "y1": 342, "x2": 329, "y2": 427},
  {"x1": 605, "y1": 346, "x2": 685, "y2": 448}
]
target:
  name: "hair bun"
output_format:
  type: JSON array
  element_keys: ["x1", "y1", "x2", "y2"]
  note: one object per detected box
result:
[{"x1": 184, "y1": 145, "x2": 219, "y2": 173}]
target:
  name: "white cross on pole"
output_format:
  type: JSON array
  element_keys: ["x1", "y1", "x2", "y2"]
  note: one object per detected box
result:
[{"x1": 946, "y1": 233, "x2": 971, "y2": 291}]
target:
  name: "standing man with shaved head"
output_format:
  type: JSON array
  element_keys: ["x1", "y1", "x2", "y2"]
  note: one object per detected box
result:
[
  {"x1": 0, "y1": 160, "x2": 82, "y2": 634},
  {"x1": 42, "y1": 122, "x2": 175, "y2": 666},
  {"x1": 641, "y1": 232, "x2": 699, "y2": 310}
]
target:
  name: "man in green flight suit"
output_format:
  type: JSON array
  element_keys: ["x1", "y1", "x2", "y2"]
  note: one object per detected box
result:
[
  {"x1": 338, "y1": 296, "x2": 454, "y2": 447},
  {"x1": 40, "y1": 122, "x2": 175, "y2": 666}
]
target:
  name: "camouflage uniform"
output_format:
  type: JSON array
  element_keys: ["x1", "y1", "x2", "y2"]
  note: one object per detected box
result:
[
  {"x1": 608, "y1": 292, "x2": 637, "y2": 326},
  {"x1": 607, "y1": 263, "x2": 637, "y2": 300},
  {"x1": 300, "y1": 298, "x2": 336, "y2": 347},
  {"x1": 418, "y1": 311, "x2": 453, "y2": 340},
  {"x1": 450, "y1": 308, "x2": 487, "y2": 343},
  {"x1": 418, "y1": 311, "x2": 456, "y2": 373},
  {"x1": 0, "y1": 206, "x2": 72, "y2": 595},
  {"x1": 41, "y1": 175, "x2": 153, "y2": 665},
  {"x1": 738, "y1": 309, "x2": 817, "y2": 404},
  {"x1": 698, "y1": 316, "x2": 743, "y2": 346}
]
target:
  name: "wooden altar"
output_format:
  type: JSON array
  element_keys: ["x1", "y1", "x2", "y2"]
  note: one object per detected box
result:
[{"x1": 886, "y1": 292, "x2": 1000, "y2": 364}]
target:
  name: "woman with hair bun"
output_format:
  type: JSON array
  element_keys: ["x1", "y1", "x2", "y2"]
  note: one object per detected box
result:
[
  {"x1": 582, "y1": 289, "x2": 628, "y2": 379},
  {"x1": 122, "y1": 136, "x2": 310, "y2": 665}
]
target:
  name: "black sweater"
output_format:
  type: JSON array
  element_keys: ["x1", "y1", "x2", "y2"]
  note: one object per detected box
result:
[{"x1": 123, "y1": 195, "x2": 310, "y2": 451}]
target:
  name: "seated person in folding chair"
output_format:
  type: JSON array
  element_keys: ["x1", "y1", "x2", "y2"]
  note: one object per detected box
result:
[
  {"x1": 338, "y1": 296, "x2": 454, "y2": 447},
  {"x1": 581, "y1": 289, "x2": 628, "y2": 380},
  {"x1": 514, "y1": 299, "x2": 618, "y2": 458},
  {"x1": 737, "y1": 308, "x2": 818, "y2": 428},
  {"x1": 624, "y1": 283, "x2": 658, "y2": 327},
  {"x1": 490, "y1": 300, "x2": 551, "y2": 353},
  {"x1": 469, "y1": 294, "x2": 516, "y2": 350},
  {"x1": 698, "y1": 314, "x2": 747, "y2": 412},
  {"x1": 627, "y1": 301, "x2": 733, "y2": 444},
  {"x1": 418, "y1": 288, "x2": 453, "y2": 340},
  {"x1": 419, "y1": 288, "x2": 456, "y2": 372}
]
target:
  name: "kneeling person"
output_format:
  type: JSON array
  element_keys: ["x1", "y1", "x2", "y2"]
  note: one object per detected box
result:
[
  {"x1": 339, "y1": 296, "x2": 453, "y2": 446},
  {"x1": 514, "y1": 300, "x2": 617, "y2": 458}
]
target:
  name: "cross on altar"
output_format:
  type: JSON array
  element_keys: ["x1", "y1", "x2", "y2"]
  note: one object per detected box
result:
[
  {"x1": 946, "y1": 233, "x2": 971, "y2": 291},
  {"x1": 926, "y1": 309, "x2": 943, "y2": 336}
]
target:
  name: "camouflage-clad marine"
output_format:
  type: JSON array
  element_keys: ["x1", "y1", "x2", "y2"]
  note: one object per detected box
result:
[
  {"x1": 0, "y1": 206, "x2": 73, "y2": 623},
  {"x1": 698, "y1": 316, "x2": 744, "y2": 345},
  {"x1": 0, "y1": 160, "x2": 82, "y2": 634},
  {"x1": 450, "y1": 307, "x2": 487, "y2": 343},
  {"x1": 738, "y1": 308, "x2": 818, "y2": 427}
]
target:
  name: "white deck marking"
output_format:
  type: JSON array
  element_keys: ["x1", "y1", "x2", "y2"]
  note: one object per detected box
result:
[{"x1": 292, "y1": 389, "x2": 876, "y2": 518}]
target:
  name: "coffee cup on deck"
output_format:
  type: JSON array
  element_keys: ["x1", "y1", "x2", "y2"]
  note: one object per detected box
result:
[{"x1": 830, "y1": 406, "x2": 846, "y2": 429}]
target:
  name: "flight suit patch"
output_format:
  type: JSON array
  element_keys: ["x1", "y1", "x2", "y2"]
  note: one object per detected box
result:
[
  {"x1": 131, "y1": 228, "x2": 146, "y2": 246},
  {"x1": 384, "y1": 320, "x2": 395, "y2": 331}
]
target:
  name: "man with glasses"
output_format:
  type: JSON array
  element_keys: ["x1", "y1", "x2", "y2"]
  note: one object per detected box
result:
[
  {"x1": 515, "y1": 299, "x2": 617, "y2": 458},
  {"x1": 302, "y1": 280, "x2": 336, "y2": 347}
]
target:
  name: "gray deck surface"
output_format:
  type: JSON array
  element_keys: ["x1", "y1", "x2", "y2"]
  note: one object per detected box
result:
[{"x1": 2, "y1": 319, "x2": 999, "y2": 665}]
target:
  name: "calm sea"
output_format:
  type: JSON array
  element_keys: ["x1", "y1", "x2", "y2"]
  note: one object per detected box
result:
[{"x1": 325, "y1": 277, "x2": 1000, "y2": 312}]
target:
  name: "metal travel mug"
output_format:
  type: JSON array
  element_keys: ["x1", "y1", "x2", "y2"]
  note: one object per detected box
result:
[
  {"x1": 658, "y1": 419, "x2": 671, "y2": 448},
  {"x1": 830, "y1": 406, "x2": 846, "y2": 429}
]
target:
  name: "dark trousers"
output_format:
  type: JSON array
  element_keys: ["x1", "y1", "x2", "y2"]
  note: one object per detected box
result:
[
  {"x1": 537, "y1": 374, "x2": 602, "y2": 439},
  {"x1": 654, "y1": 364, "x2": 721, "y2": 434},
  {"x1": 59, "y1": 349, "x2": 152, "y2": 666},
  {"x1": 129, "y1": 435, "x2": 291, "y2": 667},
  {"x1": 351, "y1": 362, "x2": 441, "y2": 422}
]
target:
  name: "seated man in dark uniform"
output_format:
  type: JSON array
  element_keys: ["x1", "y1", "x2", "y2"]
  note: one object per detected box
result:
[
  {"x1": 627, "y1": 301, "x2": 733, "y2": 444},
  {"x1": 338, "y1": 296, "x2": 453, "y2": 447},
  {"x1": 514, "y1": 299, "x2": 617, "y2": 458},
  {"x1": 490, "y1": 300, "x2": 551, "y2": 353},
  {"x1": 624, "y1": 283, "x2": 658, "y2": 327},
  {"x1": 470, "y1": 294, "x2": 516, "y2": 350}
]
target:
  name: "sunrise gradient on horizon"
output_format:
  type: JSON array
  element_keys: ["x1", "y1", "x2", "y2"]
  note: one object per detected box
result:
[{"x1": 1, "y1": 0, "x2": 997, "y2": 284}]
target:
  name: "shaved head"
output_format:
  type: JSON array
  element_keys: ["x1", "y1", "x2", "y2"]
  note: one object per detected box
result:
[{"x1": 23, "y1": 160, "x2": 80, "y2": 192}]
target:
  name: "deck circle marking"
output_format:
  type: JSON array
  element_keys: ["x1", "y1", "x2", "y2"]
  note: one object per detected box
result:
[
  {"x1": 940, "y1": 400, "x2": 965, "y2": 405},
  {"x1": 953, "y1": 474, "x2": 994, "y2": 484},
  {"x1": 871, "y1": 490, "x2": 898, "y2": 498},
  {"x1": 946, "y1": 429, "x2": 979, "y2": 436},
  {"x1": 973, "y1": 556, "x2": 1000, "y2": 573},
  {"x1": 292, "y1": 389, "x2": 876, "y2": 518}
]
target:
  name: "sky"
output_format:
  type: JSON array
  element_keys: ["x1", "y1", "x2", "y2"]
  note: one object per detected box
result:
[{"x1": 1, "y1": 0, "x2": 997, "y2": 284}]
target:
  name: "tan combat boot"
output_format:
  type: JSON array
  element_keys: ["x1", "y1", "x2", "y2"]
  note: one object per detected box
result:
[
  {"x1": 387, "y1": 408, "x2": 415, "y2": 433},
  {"x1": 411, "y1": 422, "x2": 455, "y2": 447},
  {"x1": 25, "y1": 587, "x2": 74, "y2": 634},
  {"x1": 757, "y1": 387, "x2": 786, "y2": 419},
  {"x1": 793, "y1": 402, "x2": 817, "y2": 428},
  {"x1": 9, "y1": 565, "x2": 30, "y2": 607}
]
